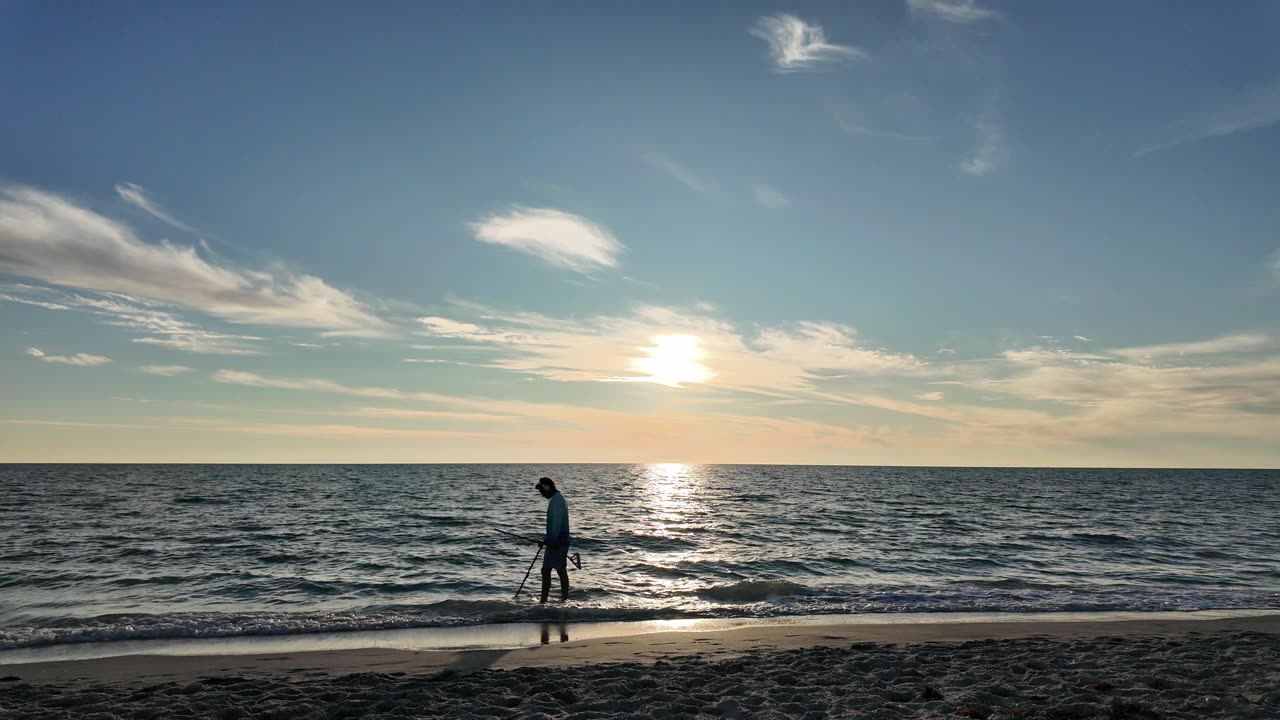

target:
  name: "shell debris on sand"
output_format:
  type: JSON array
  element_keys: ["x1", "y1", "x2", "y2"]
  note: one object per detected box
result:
[{"x1": 2, "y1": 632, "x2": 1277, "y2": 719}]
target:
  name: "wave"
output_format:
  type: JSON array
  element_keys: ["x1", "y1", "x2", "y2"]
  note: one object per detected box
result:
[
  {"x1": 2, "y1": 584, "x2": 1277, "y2": 651},
  {"x1": 696, "y1": 580, "x2": 811, "y2": 603}
]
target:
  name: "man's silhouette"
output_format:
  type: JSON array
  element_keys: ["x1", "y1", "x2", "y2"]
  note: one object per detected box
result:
[{"x1": 535, "y1": 476, "x2": 570, "y2": 603}]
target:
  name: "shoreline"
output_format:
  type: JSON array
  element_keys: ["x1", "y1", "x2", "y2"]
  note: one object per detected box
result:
[{"x1": 6, "y1": 611, "x2": 1277, "y2": 687}]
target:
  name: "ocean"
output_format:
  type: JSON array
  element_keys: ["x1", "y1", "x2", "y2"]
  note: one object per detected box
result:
[{"x1": 1, "y1": 464, "x2": 1277, "y2": 651}]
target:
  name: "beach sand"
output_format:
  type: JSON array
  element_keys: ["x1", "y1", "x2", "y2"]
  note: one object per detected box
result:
[{"x1": 2, "y1": 615, "x2": 1277, "y2": 718}]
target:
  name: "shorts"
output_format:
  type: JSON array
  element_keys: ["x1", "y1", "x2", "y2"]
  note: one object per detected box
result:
[{"x1": 542, "y1": 544, "x2": 569, "y2": 571}]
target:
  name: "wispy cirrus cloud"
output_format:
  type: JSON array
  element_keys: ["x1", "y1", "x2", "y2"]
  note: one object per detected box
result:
[
  {"x1": 752, "y1": 184, "x2": 792, "y2": 210},
  {"x1": 213, "y1": 369, "x2": 477, "y2": 407},
  {"x1": 469, "y1": 207, "x2": 623, "y2": 273},
  {"x1": 26, "y1": 347, "x2": 111, "y2": 366},
  {"x1": 636, "y1": 151, "x2": 723, "y2": 200},
  {"x1": 1108, "y1": 333, "x2": 1271, "y2": 359},
  {"x1": 961, "y1": 116, "x2": 1007, "y2": 176},
  {"x1": 2, "y1": 287, "x2": 264, "y2": 355},
  {"x1": 827, "y1": 92, "x2": 938, "y2": 143},
  {"x1": 749, "y1": 14, "x2": 864, "y2": 73},
  {"x1": 138, "y1": 364, "x2": 194, "y2": 376},
  {"x1": 203, "y1": 368, "x2": 894, "y2": 463},
  {"x1": 0, "y1": 183, "x2": 389, "y2": 336},
  {"x1": 906, "y1": 0, "x2": 1000, "y2": 24},
  {"x1": 0, "y1": 291, "x2": 70, "y2": 310},
  {"x1": 1136, "y1": 81, "x2": 1280, "y2": 157},
  {"x1": 115, "y1": 182, "x2": 195, "y2": 232}
]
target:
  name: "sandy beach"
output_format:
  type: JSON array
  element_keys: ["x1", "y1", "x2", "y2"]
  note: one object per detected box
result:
[{"x1": 3, "y1": 614, "x2": 1277, "y2": 718}]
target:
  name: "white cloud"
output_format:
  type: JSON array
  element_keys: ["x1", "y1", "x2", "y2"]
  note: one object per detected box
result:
[
  {"x1": 469, "y1": 207, "x2": 623, "y2": 272},
  {"x1": 26, "y1": 347, "x2": 111, "y2": 366},
  {"x1": 752, "y1": 184, "x2": 792, "y2": 209},
  {"x1": 961, "y1": 118, "x2": 1007, "y2": 176},
  {"x1": 753, "y1": 321, "x2": 922, "y2": 374},
  {"x1": 0, "y1": 184, "x2": 388, "y2": 335},
  {"x1": 637, "y1": 152, "x2": 722, "y2": 199},
  {"x1": 416, "y1": 303, "x2": 923, "y2": 395},
  {"x1": 915, "y1": 391, "x2": 944, "y2": 401},
  {"x1": 115, "y1": 182, "x2": 194, "y2": 232},
  {"x1": 906, "y1": 0, "x2": 1000, "y2": 23},
  {"x1": 1109, "y1": 333, "x2": 1271, "y2": 359},
  {"x1": 416, "y1": 316, "x2": 535, "y2": 344},
  {"x1": 1136, "y1": 81, "x2": 1280, "y2": 157},
  {"x1": 57, "y1": 291, "x2": 263, "y2": 355},
  {"x1": 212, "y1": 369, "x2": 472, "y2": 407},
  {"x1": 1002, "y1": 348, "x2": 1115, "y2": 365},
  {"x1": 749, "y1": 14, "x2": 865, "y2": 72},
  {"x1": 345, "y1": 406, "x2": 518, "y2": 422},
  {"x1": 0, "y1": 292, "x2": 71, "y2": 310},
  {"x1": 1074, "y1": 335, "x2": 1093, "y2": 342},
  {"x1": 139, "y1": 364, "x2": 193, "y2": 376}
]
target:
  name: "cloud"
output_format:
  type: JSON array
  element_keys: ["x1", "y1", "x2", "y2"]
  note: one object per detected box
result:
[
  {"x1": 906, "y1": 0, "x2": 1000, "y2": 23},
  {"x1": 1002, "y1": 348, "x2": 1115, "y2": 365},
  {"x1": 637, "y1": 152, "x2": 723, "y2": 199},
  {"x1": 26, "y1": 347, "x2": 111, "y2": 366},
  {"x1": 961, "y1": 118, "x2": 1007, "y2": 176},
  {"x1": 345, "y1": 406, "x2": 518, "y2": 422},
  {"x1": 469, "y1": 207, "x2": 623, "y2": 272},
  {"x1": 139, "y1": 364, "x2": 193, "y2": 376},
  {"x1": 212, "y1": 369, "x2": 485, "y2": 408},
  {"x1": 915, "y1": 391, "x2": 944, "y2": 401},
  {"x1": 115, "y1": 182, "x2": 194, "y2": 232},
  {"x1": 1108, "y1": 333, "x2": 1271, "y2": 359},
  {"x1": 0, "y1": 292, "x2": 71, "y2": 310},
  {"x1": 752, "y1": 184, "x2": 792, "y2": 209},
  {"x1": 1136, "y1": 81, "x2": 1280, "y2": 157},
  {"x1": 58, "y1": 290, "x2": 262, "y2": 355},
  {"x1": 416, "y1": 303, "x2": 924, "y2": 395},
  {"x1": 749, "y1": 14, "x2": 865, "y2": 72},
  {"x1": 0, "y1": 184, "x2": 388, "y2": 335},
  {"x1": 1074, "y1": 335, "x2": 1093, "y2": 342},
  {"x1": 201, "y1": 369, "x2": 898, "y2": 463}
]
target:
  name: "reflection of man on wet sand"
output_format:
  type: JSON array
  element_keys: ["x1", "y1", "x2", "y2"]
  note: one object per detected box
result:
[{"x1": 540, "y1": 622, "x2": 569, "y2": 644}]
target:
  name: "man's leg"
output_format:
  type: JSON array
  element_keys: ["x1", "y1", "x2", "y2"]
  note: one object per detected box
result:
[
  {"x1": 539, "y1": 567, "x2": 552, "y2": 604},
  {"x1": 556, "y1": 567, "x2": 569, "y2": 601}
]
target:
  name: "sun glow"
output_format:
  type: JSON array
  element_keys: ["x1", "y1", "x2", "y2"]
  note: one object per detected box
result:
[{"x1": 631, "y1": 335, "x2": 713, "y2": 387}]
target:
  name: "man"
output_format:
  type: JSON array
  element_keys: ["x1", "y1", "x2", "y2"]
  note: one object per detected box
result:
[{"x1": 535, "y1": 476, "x2": 570, "y2": 603}]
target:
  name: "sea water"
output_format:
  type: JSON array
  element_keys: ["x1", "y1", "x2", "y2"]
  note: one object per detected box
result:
[{"x1": 1, "y1": 464, "x2": 1277, "y2": 651}]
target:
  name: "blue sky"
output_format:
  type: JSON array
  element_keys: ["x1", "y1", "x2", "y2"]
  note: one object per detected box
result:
[{"x1": 2, "y1": 1, "x2": 1278, "y2": 465}]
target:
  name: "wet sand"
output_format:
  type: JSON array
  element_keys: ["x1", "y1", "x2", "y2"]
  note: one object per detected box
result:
[{"x1": 2, "y1": 614, "x2": 1277, "y2": 718}]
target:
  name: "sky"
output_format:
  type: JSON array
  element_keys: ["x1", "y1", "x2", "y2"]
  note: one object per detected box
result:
[{"x1": 1, "y1": 1, "x2": 1278, "y2": 466}]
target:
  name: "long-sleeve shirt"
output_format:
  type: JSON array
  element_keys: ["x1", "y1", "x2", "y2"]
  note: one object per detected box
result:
[{"x1": 545, "y1": 492, "x2": 570, "y2": 548}]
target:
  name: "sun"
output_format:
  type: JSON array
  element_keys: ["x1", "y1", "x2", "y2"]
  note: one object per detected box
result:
[{"x1": 632, "y1": 334, "x2": 713, "y2": 387}]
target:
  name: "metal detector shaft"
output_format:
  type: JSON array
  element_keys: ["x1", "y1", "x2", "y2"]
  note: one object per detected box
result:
[
  {"x1": 513, "y1": 544, "x2": 542, "y2": 599},
  {"x1": 496, "y1": 528, "x2": 541, "y2": 545}
]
